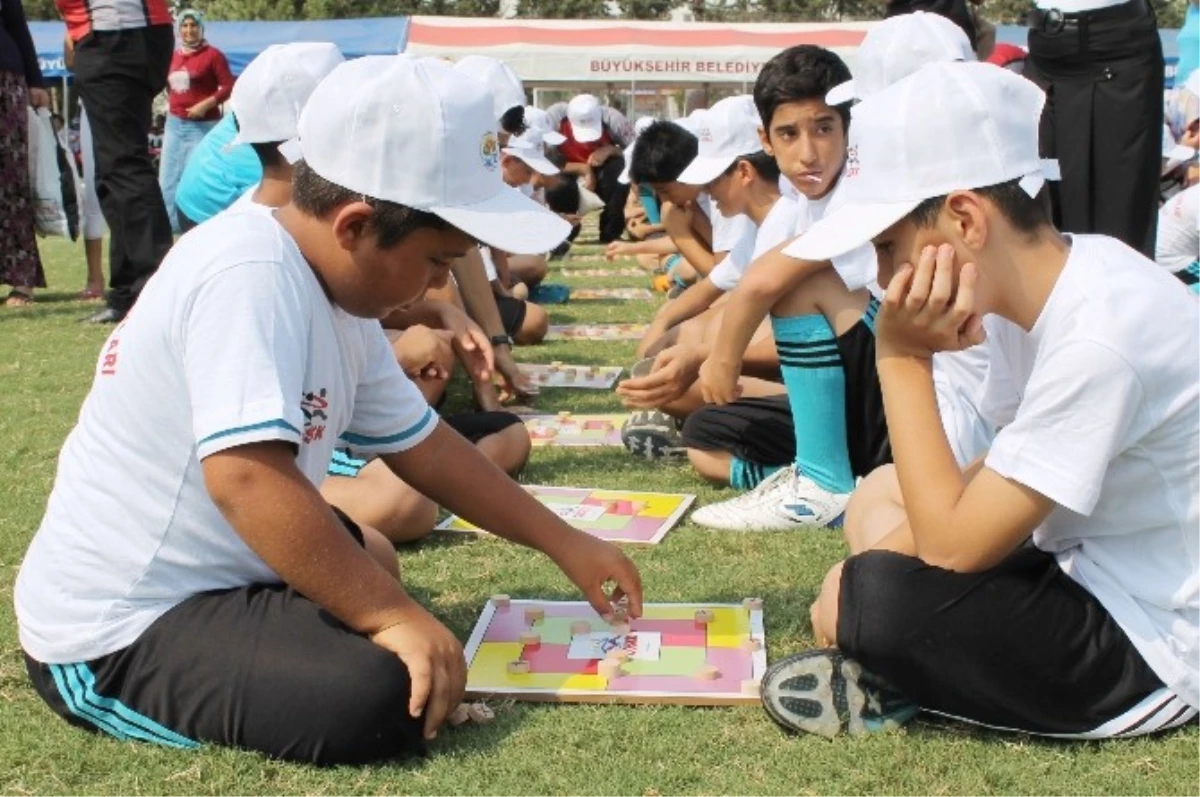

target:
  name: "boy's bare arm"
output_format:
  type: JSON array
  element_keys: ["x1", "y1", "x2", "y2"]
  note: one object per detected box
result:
[
  {"x1": 645, "y1": 278, "x2": 724, "y2": 342},
  {"x1": 381, "y1": 422, "x2": 645, "y2": 617},
  {"x1": 664, "y1": 203, "x2": 717, "y2": 276}
]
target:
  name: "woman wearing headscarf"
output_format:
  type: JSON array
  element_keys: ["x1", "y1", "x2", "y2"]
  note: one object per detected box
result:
[
  {"x1": 0, "y1": 0, "x2": 48, "y2": 307},
  {"x1": 158, "y1": 9, "x2": 232, "y2": 233}
]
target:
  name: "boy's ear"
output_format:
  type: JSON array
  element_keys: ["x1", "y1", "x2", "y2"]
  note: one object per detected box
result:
[
  {"x1": 943, "y1": 190, "x2": 989, "y2": 251},
  {"x1": 758, "y1": 125, "x2": 773, "y2": 156},
  {"x1": 331, "y1": 201, "x2": 376, "y2": 253}
]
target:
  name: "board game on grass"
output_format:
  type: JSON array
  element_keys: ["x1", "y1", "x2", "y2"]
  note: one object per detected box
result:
[
  {"x1": 522, "y1": 413, "x2": 625, "y2": 448},
  {"x1": 463, "y1": 598, "x2": 767, "y2": 705},
  {"x1": 437, "y1": 486, "x2": 695, "y2": 544}
]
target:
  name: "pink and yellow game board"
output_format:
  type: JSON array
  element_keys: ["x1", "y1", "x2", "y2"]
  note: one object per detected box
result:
[
  {"x1": 559, "y1": 267, "x2": 645, "y2": 277},
  {"x1": 517, "y1": 363, "x2": 623, "y2": 389},
  {"x1": 571, "y1": 288, "x2": 656, "y2": 301},
  {"x1": 437, "y1": 486, "x2": 695, "y2": 544},
  {"x1": 462, "y1": 598, "x2": 767, "y2": 705},
  {"x1": 546, "y1": 323, "x2": 649, "y2": 342},
  {"x1": 523, "y1": 414, "x2": 625, "y2": 448}
]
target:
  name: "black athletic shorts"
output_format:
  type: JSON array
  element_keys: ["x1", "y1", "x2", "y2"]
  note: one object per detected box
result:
[
  {"x1": 496, "y1": 295, "x2": 528, "y2": 338},
  {"x1": 837, "y1": 545, "x2": 1188, "y2": 737},
  {"x1": 681, "y1": 313, "x2": 892, "y2": 477},
  {"x1": 24, "y1": 508, "x2": 426, "y2": 766}
]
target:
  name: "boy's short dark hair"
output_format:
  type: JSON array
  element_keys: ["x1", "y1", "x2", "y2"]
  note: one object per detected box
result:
[
  {"x1": 724, "y1": 150, "x2": 782, "y2": 184},
  {"x1": 629, "y1": 121, "x2": 698, "y2": 185},
  {"x1": 908, "y1": 179, "x2": 1051, "y2": 235},
  {"x1": 291, "y1": 160, "x2": 452, "y2": 249},
  {"x1": 500, "y1": 105, "x2": 527, "y2": 136},
  {"x1": 753, "y1": 45, "x2": 852, "y2": 133},
  {"x1": 544, "y1": 145, "x2": 567, "y2": 170},
  {"x1": 250, "y1": 142, "x2": 287, "y2": 169}
]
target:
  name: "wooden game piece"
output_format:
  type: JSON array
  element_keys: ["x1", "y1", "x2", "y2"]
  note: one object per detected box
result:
[
  {"x1": 611, "y1": 604, "x2": 629, "y2": 623},
  {"x1": 551, "y1": 361, "x2": 563, "y2": 371},
  {"x1": 448, "y1": 704, "x2": 471, "y2": 727},
  {"x1": 507, "y1": 660, "x2": 531, "y2": 676},
  {"x1": 741, "y1": 678, "x2": 762, "y2": 696},
  {"x1": 519, "y1": 631, "x2": 541, "y2": 646},
  {"x1": 598, "y1": 659, "x2": 623, "y2": 680},
  {"x1": 491, "y1": 594, "x2": 510, "y2": 609},
  {"x1": 570, "y1": 620, "x2": 592, "y2": 635},
  {"x1": 631, "y1": 501, "x2": 647, "y2": 513},
  {"x1": 524, "y1": 607, "x2": 545, "y2": 623},
  {"x1": 743, "y1": 597, "x2": 764, "y2": 611},
  {"x1": 694, "y1": 665, "x2": 721, "y2": 681},
  {"x1": 467, "y1": 702, "x2": 495, "y2": 723},
  {"x1": 741, "y1": 637, "x2": 763, "y2": 652},
  {"x1": 694, "y1": 609, "x2": 715, "y2": 625},
  {"x1": 557, "y1": 410, "x2": 572, "y2": 420}
]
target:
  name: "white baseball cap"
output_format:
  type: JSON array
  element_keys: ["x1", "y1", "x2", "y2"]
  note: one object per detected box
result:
[
  {"x1": 502, "y1": 128, "x2": 559, "y2": 176},
  {"x1": 231, "y1": 42, "x2": 344, "y2": 145},
  {"x1": 523, "y1": 105, "x2": 567, "y2": 145},
  {"x1": 788, "y1": 62, "x2": 1056, "y2": 263},
  {"x1": 454, "y1": 55, "x2": 525, "y2": 123},
  {"x1": 826, "y1": 12, "x2": 975, "y2": 106},
  {"x1": 567, "y1": 94, "x2": 604, "y2": 143},
  {"x1": 288, "y1": 55, "x2": 569, "y2": 255},
  {"x1": 677, "y1": 95, "x2": 763, "y2": 186}
]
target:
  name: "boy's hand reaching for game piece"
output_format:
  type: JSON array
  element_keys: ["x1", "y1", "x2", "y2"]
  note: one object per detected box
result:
[
  {"x1": 369, "y1": 602, "x2": 466, "y2": 741},
  {"x1": 547, "y1": 532, "x2": 644, "y2": 621},
  {"x1": 697, "y1": 352, "x2": 744, "y2": 406},
  {"x1": 617, "y1": 344, "x2": 705, "y2": 409},
  {"x1": 605, "y1": 241, "x2": 631, "y2": 261},
  {"x1": 877, "y1": 244, "x2": 986, "y2": 360},
  {"x1": 494, "y1": 346, "x2": 536, "y2": 400}
]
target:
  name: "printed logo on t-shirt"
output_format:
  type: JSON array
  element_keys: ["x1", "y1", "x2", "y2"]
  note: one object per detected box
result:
[
  {"x1": 698, "y1": 127, "x2": 713, "y2": 143},
  {"x1": 480, "y1": 132, "x2": 500, "y2": 171},
  {"x1": 845, "y1": 145, "x2": 860, "y2": 179},
  {"x1": 300, "y1": 388, "x2": 329, "y2": 444},
  {"x1": 167, "y1": 69, "x2": 191, "y2": 94}
]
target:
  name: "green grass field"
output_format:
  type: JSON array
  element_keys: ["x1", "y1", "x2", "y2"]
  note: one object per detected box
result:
[{"x1": 1, "y1": 236, "x2": 1196, "y2": 796}]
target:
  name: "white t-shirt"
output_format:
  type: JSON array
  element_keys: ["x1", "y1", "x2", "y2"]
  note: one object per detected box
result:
[
  {"x1": 710, "y1": 195, "x2": 802, "y2": 292},
  {"x1": 15, "y1": 212, "x2": 438, "y2": 664},
  {"x1": 932, "y1": 343, "x2": 994, "y2": 468},
  {"x1": 226, "y1": 186, "x2": 274, "y2": 218},
  {"x1": 1155, "y1": 185, "x2": 1199, "y2": 274},
  {"x1": 1034, "y1": 0, "x2": 1128, "y2": 11},
  {"x1": 783, "y1": 185, "x2": 879, "y2": 291},
  {"x1": 694, "y1": 191, "x2": 755, "y2": 255},
  {"x1": 981, "y1": 235, "x2": 1200, "y2": 709}
]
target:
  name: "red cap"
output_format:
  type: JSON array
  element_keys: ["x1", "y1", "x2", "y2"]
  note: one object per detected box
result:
[{"x1": 987, "y1": 43, "x2": 1028, "y2": 67}]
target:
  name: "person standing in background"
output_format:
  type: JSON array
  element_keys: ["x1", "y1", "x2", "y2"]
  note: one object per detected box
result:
[
  {"x1": 0, "y1": 0, "x2": 48, "y2": 308},
  {"x1": 159, "y1": 9, "x2": 232, "y2": 233},
  {"x1": 57, "y1": 0, "x2": 174, "y2": 324},
  {"x1": 1024, "y1": 0, "x2": 1165, "y2": 258}
]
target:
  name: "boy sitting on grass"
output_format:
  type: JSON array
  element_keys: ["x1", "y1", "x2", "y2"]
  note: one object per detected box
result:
[
  {"x1": 617, "y1": 96, "x2": 798, "y2": 461},
  {"x1": 15, "y1": 56, "x2": 641, "y2": 767},
  {"x1": 760, "y1": 60, "x2": 1197, "y2": 740}
]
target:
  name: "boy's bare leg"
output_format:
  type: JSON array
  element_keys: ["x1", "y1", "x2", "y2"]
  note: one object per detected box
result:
[
  {"x1": 362, "y1": 524, "x2": 401, "y2": 579},
  {"x1": 514, "y1": 302, "x2": 549, "y2": 345},
  {"x1": 507, "y1": 254, "x2": 547, "y2": 288},
  {"x1": 321, "y1": 462, "x2": 439, "y2": 545},
  {"x1": 844, "y1": 465, "x2": 910, "y2": 555},
  {"x1": 474, "y1": 423, "x2": 532, "y2": 476},
  {"x1": 660, "y1": 375, "x2": 783, "y2": 419},
  {"x1": 771, "y1": 267, "x2": 871, "y2": 337},
  {"x1": 687, "y1": 448, "x2": 734, "y2": 485}
]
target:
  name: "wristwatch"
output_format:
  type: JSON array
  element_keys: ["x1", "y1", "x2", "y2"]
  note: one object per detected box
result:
[{"x1": 490, "y1": 333, "x2": 513, "y2": 347}]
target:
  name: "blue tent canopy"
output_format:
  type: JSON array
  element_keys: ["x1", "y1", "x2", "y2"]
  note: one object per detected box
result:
[{"x1": 31, "y1": 16, "x2": 410, "y2": 79}]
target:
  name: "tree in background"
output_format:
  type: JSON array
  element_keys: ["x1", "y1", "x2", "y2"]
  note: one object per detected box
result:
[
  {"x1": 617, "y1": 0, "x2": 676, "y2": 19},
  {"x1": 515, "y1": 0, "x2": 609, "y2": 16}
]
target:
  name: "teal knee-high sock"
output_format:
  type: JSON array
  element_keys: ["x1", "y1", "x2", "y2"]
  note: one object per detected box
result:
[
  {"x1": 729, "y1": 458, "x2": 784, "y2": 490},
  {"x1": 770, "y1": 313, "x2": 855, "y2": 494}
]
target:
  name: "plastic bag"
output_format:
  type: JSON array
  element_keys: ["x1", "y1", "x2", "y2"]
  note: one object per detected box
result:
[{"x1": 27, "y1": 106, "x2": 71, "y2": 238}]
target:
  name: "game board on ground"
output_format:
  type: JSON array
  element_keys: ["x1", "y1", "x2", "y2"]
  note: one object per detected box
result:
[
  {"x1": 437, "y1": 486, "x2": 695, "y2": 544},
  {"x1": 517, "y1": 362, "x2": 623, "y2": 389},
  {"x1": 571, "y1": 287, "x2": 656, "y2": 301},
  {"x1": 546, "y1": 323, "x2": 649, "y2": 341},
  {"x1": 463, "y1": 598, "x2": 767, "y2": 705},
  {"x1": 558, "y1": 267, "x2": 646, "y2": 277},
  {"x1": 522, "y1": 413, "x2": 625, "y2": 447}
]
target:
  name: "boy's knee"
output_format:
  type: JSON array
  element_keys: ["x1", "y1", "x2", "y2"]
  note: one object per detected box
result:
[
  {"x1": 377, "y1": 493, "x2": 437, "y2": 545},
  {"x1": 492, "y1": 423, "x2": 532, "y2": 475},
  {"x1": 515, "y1": 303, "x2": 548, "y2": 345},
  {"x1": 834, "y1": 551, "x2": 916, "y2": 663}
]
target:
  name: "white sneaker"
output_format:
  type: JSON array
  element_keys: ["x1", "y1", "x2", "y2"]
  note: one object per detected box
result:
[{"x1": 690, "y1": 466, "x2": 850, "y2": 532}]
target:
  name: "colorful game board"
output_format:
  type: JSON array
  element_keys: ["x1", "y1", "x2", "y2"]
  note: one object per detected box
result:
[
  {"x1": 437, "y1": 486, "x2": 695, "y2": 544},
  {"x1": 517, "y1": 363, "x2": 623, "y2": 389},
  {"x1": 571, "y1": 287, "x2": 656, "y2": 301},
  {"x1": 546, "y1": 323, "x2": 649, "y2": 342},
  {"x1": 463, "y1": 598, "x2": 767, "y2": 705},
  {"x1": 560, "y1": 267, "x2": 646, "y2": 277},
  {"x1": 523, "y1": 414, "x2": 626, "y2": 448}
]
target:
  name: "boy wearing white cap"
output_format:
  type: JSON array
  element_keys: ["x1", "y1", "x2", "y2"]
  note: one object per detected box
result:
[
  {"x1": 545, "y1": 93, "x2": 634, "y2": 243},
  {"x1": 761, "y1": 62, "x2": 1198, "y2": 740},
  {"x1": 618, "y1": 97, "x2": 799, "y2": 466},
  {"x1": 15, "y1": 56, "x2": 642, "y2": 764},
  {"x1": 694, "y1": 23, "x2": 981, "y2": 529}
]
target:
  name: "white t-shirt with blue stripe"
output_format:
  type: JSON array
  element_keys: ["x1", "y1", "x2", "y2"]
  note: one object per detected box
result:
[{"x1": 16, "y1": 211, "x2": 437, "y2": 664}]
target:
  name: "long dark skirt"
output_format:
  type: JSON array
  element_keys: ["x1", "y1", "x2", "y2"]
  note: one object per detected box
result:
[{"x1": 0, "y1": 71, "x2": 47, "y2": 291}]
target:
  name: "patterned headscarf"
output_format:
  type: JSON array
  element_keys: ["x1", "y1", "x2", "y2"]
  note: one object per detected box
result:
[{"x1": 176, "y1": 9, "x2": 206, "y2": 52}]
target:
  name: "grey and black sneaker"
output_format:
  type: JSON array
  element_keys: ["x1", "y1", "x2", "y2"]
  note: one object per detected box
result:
[
  {"x1": 761, "y1": 649, "x2": 918, "y2": 738},
  {"x1": 621, "y1": 409, "x2": 685, "y2": 460}
]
